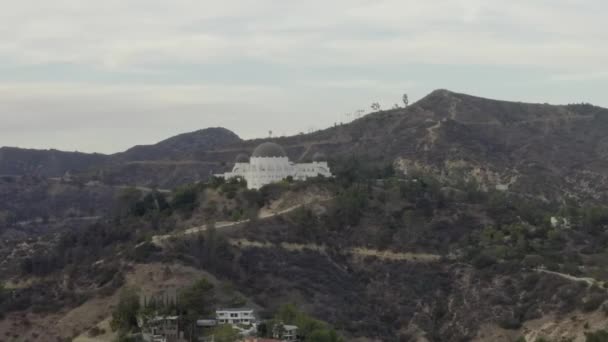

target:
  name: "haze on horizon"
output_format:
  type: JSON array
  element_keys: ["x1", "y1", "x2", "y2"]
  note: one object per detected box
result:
[{"x1": 1, "y1": 0, "x2": 606, "y2": 154}]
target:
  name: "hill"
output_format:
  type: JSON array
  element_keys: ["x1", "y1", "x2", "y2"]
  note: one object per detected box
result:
[
  {"x1": 2, "y1": 90, "x2": 608, "y2": 202},
  {"x1": 0, "y1": 127, "x2": 242, "y2": 182},
  {"x1": 4, "y1": 89, "x2": 608, "y2": 340},
  {"x1": 3, "y1": 172, "x2": 608, "y2": 341},
  {"x1": 112, "y1": 127, "x2": 242, "y2": 162},
  {"x1": 0, "y1": 147, "x2": 108, "y2": 177},
  {"x1": 196, "y1": 90, "x2": 608, "y2": 203}
]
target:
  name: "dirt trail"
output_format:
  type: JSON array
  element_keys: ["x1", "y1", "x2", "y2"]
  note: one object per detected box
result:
[
  {"x1": 150, "y1": 191, "x2": 442, "y2": 263},
  {"x1": 351, "y1": 247, "x2": 441, "y2": 262},
  {"x1": 535, "y1": 268, "x2": 603, "y2": 287},
  {"x1": 151, "y1": 202, "x2": 305, "y2": 246},
  {"x1": 47, "y1": 177, "x2": 172, "y2": 193},
  {"x1": 151, "y1": 193, "x2": 331, "y2": 246},
  {"x1": 229, "y1": 238, "x2": 441, "y2": 263}
]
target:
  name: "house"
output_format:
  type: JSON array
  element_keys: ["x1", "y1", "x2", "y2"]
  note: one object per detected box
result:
[
  {"x1": 216, "y1": 308, "x2": 256, "y2": 325},
  {"x1": 281, "y1": 325, "x2": 298, "y2": 342},
  {"x1": 141, "y1": 316, "x2": 186, "y2": 342},
  {"x1": 273, "y1": 323, "x2": 298, "y2": 342}
]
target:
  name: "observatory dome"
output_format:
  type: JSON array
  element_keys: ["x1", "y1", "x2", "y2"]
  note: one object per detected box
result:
[{"x1": 251, "y1": 142, "x2": 287, "y2": 158}]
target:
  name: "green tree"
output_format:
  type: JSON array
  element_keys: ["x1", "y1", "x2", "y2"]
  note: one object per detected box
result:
[
  {"x1": 179, "y1": 278, "x2": 215, "y2": 316},
  {"x1": 586, "y1": 329, "x2": 608, "y2": 342},
  {"x1": 212, "y1": 324, "x2": 239, "y2": 342},
  {"x1": 276, "y1": 303, "x2": 299, "y2": 324},
  {"x1": 116, "y1": 187, "x2": 143, "y2": 217},
  {"x1": 274, "y1": 304, "x2": 343, "y2": 341},
  {"x1": 171, "y1": 185, "x2": 199, "y2": 212},
  {"x1": 110, "y1": 287, "x2": 140, "y2": 333},
  {"x1": 308, "y1": 329, "x2": 344, "y2": 342}
]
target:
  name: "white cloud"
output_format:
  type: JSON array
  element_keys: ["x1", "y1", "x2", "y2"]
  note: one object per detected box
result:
[
  {"x1": 0, "y1": 0, "x2": 605, "y2": 69},
  {"x1": 0, "y1": 0, "x2": 606, "y2": 152}
]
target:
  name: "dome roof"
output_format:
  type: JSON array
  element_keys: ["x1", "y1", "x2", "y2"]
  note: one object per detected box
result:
[
  {"x1": 312, "y1": 152, "x2": 327, "y2": 162},
  {"x1": 235, "y1": 153, "x2": 249, "y2": 163},
  {"x1": 251, "y1": 142, "x2": 287, "y2": 158}
]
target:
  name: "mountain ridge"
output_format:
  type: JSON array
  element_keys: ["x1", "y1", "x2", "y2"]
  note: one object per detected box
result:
[{"x1": 2, "y1": 89, "x2": 608, "y2": 201}]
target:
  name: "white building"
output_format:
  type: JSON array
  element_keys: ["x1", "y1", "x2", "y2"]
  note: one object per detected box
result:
[
  {"x1": 216, "y1": 308, "x2": 256, "y2": 325},
  {"x1": 216, "y1": 142, "x2": 332, "y2": 190}
]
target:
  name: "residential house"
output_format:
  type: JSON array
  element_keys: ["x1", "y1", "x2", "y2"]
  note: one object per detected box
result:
[
  {"x1": 216, "y1": 308, "x2": 256, "y2": 325},
  {"x1": 141, "y1": 316, "x2": 186, "y2": 342},
  {"x1": 273, "y1": 323, "x2": 298, "y2": 342}
]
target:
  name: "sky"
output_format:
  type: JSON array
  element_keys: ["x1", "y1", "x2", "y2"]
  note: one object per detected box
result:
[{"x1": 0, "y1": 0, "x2": 607, "y2": 154}]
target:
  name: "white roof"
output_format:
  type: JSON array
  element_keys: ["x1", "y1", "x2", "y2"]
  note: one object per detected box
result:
[{"x1": 216, "y1": 308, "x2": 254, "y2": 312}]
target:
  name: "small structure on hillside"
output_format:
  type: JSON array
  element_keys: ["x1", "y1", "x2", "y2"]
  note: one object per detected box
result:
[
  {"x1": 215, "y1": 142, "x2": 332, "y2": 189},
  {"x1": 273, "y1": 323, "x2": 298, "y2": 342},
  {"x1": 140, "y1": 316, "x2": 185, "y2": 342}
]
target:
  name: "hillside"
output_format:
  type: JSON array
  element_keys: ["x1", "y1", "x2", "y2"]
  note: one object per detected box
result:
[
  {"x1": 2, "y1": 172, "x2": 608, "y2": 341},
  {"x1": 0, "y1": 127, "x2": 241, "y2": 180},
  {"x1": 0, "y1": 147, "x2": 108, "y2": 177},
  {"x1": 198, "y1": 90, "x2": 608, "y2": 203},
  {"x1": 2, "y1": 90, "x2": 608, "y2": 202},
  {"x1": 3, "y1": 90, "x2": 608, "y2": 341},
  {"x1": 112, "y1": 127, "x2": 242, "y2": 162}
]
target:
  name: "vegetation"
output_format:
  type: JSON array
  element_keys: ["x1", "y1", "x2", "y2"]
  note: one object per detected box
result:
[
  {"x1": 271, "y1": 304, "x2": 344, "y2": 342},
  {"x1": 586, "y1": 330, "x2": 608, "y2": 342},
  {"x1": 179, "y1": 278, "x2": 216, "y2": 316},
  {"x1": 110, "y1": 287, "x2": 141, "y2": 333},
  {"x1": 6, "y1": 155, "x2": 608, "y2": 341},
  {"x1": 211, "y1": 325, "x2": 240, "y2": 342}
]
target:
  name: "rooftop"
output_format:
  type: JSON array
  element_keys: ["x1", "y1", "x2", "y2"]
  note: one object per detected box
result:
[{"x1": 216, "y1": 308, "x2": 255, "y2": 312}]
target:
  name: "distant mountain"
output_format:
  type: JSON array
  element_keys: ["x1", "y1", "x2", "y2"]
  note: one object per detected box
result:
[
  {"x1": 0, "y1": 147, "x2": 108, "y2": 177},
  {"x1": 112, "y1": 127, "x2": 242, "y2": 162},
  {"x1": 0, "y1": 127, "x2": 241, "y2": 180},
  {"x1": 2, "y1": 90, "x2": 608, "y2": 201}
]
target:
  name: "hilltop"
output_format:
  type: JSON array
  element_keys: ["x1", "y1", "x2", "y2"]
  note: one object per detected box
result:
[{"x1": 3, "y1": 89, "x2": 607, "y2": 201}]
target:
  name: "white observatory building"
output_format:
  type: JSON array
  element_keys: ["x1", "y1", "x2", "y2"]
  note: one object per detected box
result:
[{"x1": 216, "y1": 142, "x2": 332, "y2": 189}]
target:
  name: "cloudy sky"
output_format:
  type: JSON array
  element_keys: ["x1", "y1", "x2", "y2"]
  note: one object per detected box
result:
[{"x1": 1, "y1": 0, "x2": 606, "y2": 153}]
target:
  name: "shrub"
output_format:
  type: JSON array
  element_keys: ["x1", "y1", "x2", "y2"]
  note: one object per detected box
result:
[
  {"x1": 88, "y1": 327, "x2": 105, "y2": 337},
  {"x1": 586, "y1": 329, "x2": 608, "y2": 342},
  {"x1": 171, "y1": 185, "x2": 199, "y2": 212},
  {"x1": 110, "y1": 287, "x2": 140, "y2": 333},
  {"x1": 582, "y1": 293, "x2": 607, "y2": 312}
]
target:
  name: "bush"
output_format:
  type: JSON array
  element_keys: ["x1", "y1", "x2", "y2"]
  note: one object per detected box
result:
[
  {"x1": 582, "y1": 293, "x2": 607, "y2": 312},
  {"x1": 586, "y1": 329, "x2": 608, "y2": 342},
  {"x1": 497, "y1": 314, "x2": 521, "y2": 330},
  {"x1": 110, "y1": 287, "x2": 140, "y2": 333},
  {"x1": 171, "y1": 185, "x2": 199, "y2": 212},
  {"x1": 274, "y1": 304, "x2": 344, "y2": 342},
  {"x1": 88, "y1": 327, "x2": 105, "y2": 337}
]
